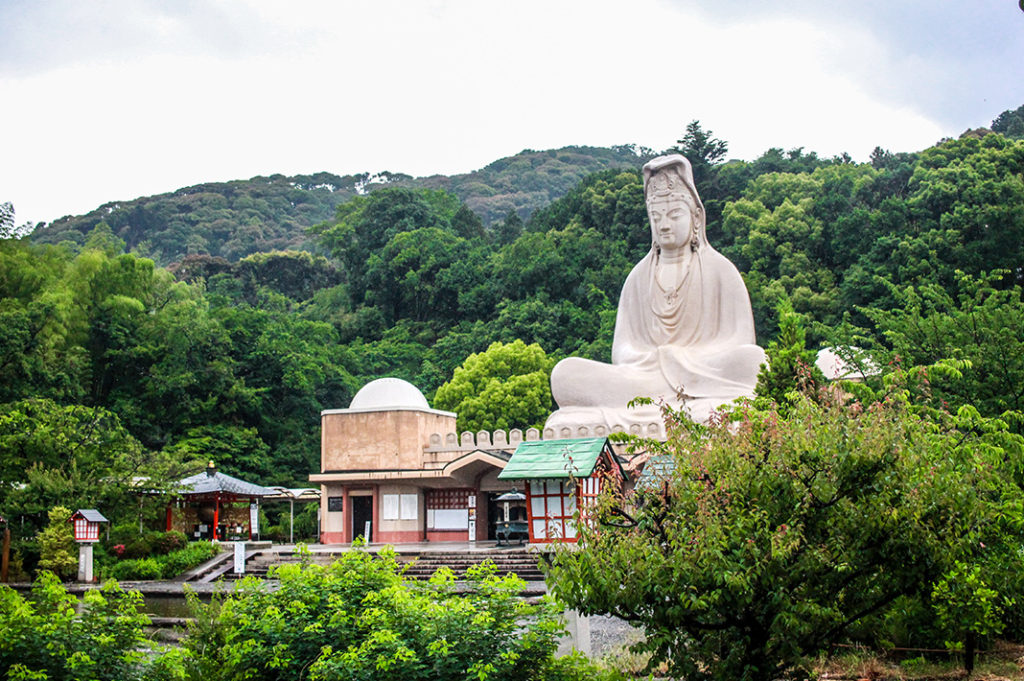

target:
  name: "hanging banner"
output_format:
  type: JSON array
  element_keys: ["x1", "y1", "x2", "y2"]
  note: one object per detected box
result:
[{"x1": 250, "y1": 503, "x2": 259, "y2": 535}]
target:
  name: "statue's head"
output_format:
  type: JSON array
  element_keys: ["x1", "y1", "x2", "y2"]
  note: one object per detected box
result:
[{"x1": 642, "y1": 155, "x2": 706, "y2": 254}]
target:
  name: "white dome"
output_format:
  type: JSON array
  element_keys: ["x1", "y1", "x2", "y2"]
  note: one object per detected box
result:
[{"x1": 349, "y1": 378, "x2": 430, "y2": 411}]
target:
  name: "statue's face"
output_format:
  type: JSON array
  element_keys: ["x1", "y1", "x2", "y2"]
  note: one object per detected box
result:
[{"x1": 648, "y1": 195, "x2": 693, "y2": 252}]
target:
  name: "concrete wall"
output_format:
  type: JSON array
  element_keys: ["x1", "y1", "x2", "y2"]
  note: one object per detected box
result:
[{"x1": 322, "y1": 409, "x2": 457, "y2": 472}]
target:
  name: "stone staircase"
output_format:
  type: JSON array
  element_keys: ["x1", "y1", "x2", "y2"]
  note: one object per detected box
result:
[
  {"x1": 210, "y1": 547, "x2": 545, "y2": 583},
  {"x1": 399, "y1": 550, "x2": 544, "y2": 582}
]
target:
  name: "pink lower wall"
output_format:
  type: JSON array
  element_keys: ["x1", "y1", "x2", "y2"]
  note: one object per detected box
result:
[
  {"x1": 378, "y1": 530, "x2": 425, "y2": 543},
  {"x1": 426, "y1": 529, "x2": 469, "y2": 542}
]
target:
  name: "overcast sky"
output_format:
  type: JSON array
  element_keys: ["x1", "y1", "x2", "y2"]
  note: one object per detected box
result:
[{"x1": 2, "y1": 0, "x2": 1023, "y2": 227}]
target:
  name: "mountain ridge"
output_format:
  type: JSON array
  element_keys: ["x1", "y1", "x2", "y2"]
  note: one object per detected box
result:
[{"x1": 29, "y1": 144, "x2": 654, "y2": 265}]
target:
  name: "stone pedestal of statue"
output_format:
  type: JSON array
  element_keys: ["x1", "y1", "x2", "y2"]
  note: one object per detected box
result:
[{"x1": 545, "y1": 154, "x2": 765, "y2": 434}]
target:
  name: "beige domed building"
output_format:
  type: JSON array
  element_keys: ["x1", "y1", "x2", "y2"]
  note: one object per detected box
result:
[{"x1": 311, "y1": 378, "x2": 520, "y2": 544}]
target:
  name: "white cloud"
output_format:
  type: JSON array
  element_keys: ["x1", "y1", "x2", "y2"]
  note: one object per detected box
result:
[{"x1": 0, "y1": 0, "x2": 1010, "y2": 227}]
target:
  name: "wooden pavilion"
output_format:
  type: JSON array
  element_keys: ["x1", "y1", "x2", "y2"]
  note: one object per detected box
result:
[{"x1": 166, "y1": 462, "x2": 277, "y2": 541}]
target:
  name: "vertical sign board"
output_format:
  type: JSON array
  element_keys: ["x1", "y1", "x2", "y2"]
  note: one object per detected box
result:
[
  {"x1": 233, "y1": 542, "x2": 245, "y2": 575},
  {"x1": 249, "y1": 503, "x2": 259, "y2": 536},
  {"x1": 467, "y1": 492, "x2": 476, "y2": 542}
]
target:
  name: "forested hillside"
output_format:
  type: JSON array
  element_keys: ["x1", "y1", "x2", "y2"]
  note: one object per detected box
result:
[
  {"x1": 2, "y1": 110, "x2": 1023, "y2": 539},
  {"x1": 27, "y1": 145, "x2": 651, "y2": 265}
]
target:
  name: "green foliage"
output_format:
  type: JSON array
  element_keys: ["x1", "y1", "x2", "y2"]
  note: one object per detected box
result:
[
  {"x1": 0, "y1": 399, "x2": 172, "y2": 539},
  {"x1": 0, "y1": 572, "x2": 150, "y2": 680},
  {"x1": 36, "y1": 506, "x2": 77, "y2": 580},
  {"x1": 674, "y1": 120, "x2": 729, "y2": 195},
  {"x1": 104, "y1": 541, "x2": 220, "y2": 580},
  {"x1": 547, "y1": 382, "x2": 1024, "y2": 681},
  {"x1": 434, "y1": 340, "x2": 554, "y2": 432},
  {"x1": 754, "y1": 298, "x2": 825, "y2": 412},
  {"x1": 852, "y1": 271, "x2": 1024, "y2": 424},
  {"x1": 992, "y1": 103, "x2": 1024, "y2": 139},
  {"x1": 932, "y1": 562, "x2": 1009, "y2": 650},
  {"x1": 31, "y1": 147, "x2": 650, "y2": 265},
  {"x1": 154, "y1": 548, "x2": 591, "y2": 681}
]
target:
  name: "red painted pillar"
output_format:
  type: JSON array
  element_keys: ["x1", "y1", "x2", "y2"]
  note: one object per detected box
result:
[
  {"x1": 370, "y1": 485, "x2": 379, "y2": 544},
  {"x1": 165, "y1": 504, "x2": 173, "y2": 532},
  {"x1": 212, "y1": 494, "x2": 221, "y2": 542}
]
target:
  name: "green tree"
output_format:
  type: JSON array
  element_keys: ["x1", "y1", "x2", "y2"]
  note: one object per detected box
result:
[
  {"x1": 311, "y1": 188, "x2": 464, "y2": 307},
  {"x1": 36, "y1": 506, "x2": 77, "y2": 580},
  {"x1": 854, "y1": 271, "x2": 1024, "y2": 423},
  {"x1": 754, "y1": 299, "x2": 825, "y2": 413},
  {"x1": 0, "y1": 400, "x2": 174, "y2": 540},
  {"x1": 675, "y1": 120, "x2": 728, "y2": 192},
  {"x1": 546, "y1": 384, "x2": 1024, "y2": 681},
  {"x1": 491, "y1": 208, "x2": 524, "y2": 245},
  {"x1": 234, "y1": 250, "x2": 340, "y2": 302},
  {"x1": 434, "y1": 340, "x2": 555, "y2": 433},
  {"x1": 992, "y1": 103, "x2": 1024, "y2": 139}
]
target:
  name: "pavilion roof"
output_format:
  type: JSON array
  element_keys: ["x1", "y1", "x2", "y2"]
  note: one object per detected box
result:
[
  {"x1": 498, "y1": 437, "x2": 619, "y2": 480},
  {"x1": 174, "y1": 469, "x2": 277, "y2": 497}
]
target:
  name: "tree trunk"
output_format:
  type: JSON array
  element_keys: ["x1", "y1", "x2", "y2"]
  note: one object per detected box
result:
[{"x1": 965, "y1": 630, "x2": 977, "y2": 673}]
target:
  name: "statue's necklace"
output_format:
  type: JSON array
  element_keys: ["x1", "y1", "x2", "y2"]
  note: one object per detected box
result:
[{"x1": 655, "y1": 257, "x2": 690, "y2": 304}]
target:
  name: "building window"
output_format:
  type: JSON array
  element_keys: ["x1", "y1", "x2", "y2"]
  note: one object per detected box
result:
[
  {"x1": 426, "y1": 488, "x2": 472, "y2": 530},
  {"x1": 528, "y1": 480, "x2": 578, "y2": 541}
]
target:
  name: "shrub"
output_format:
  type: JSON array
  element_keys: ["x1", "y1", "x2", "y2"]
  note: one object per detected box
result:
[
  {"x1": 152, "y1": 530, "x2": 188, "y2": 555},
  {"x1": 107, "y1": 557, "x2": 162, "y2": 581},
  {"x1": 103, "y1": 542, "x2": 221, "y2": 580},
  {"x1": 157, "y1": 541, "x2": 221, "y2": 577},
  {"x1": 158, "y1": 547, "x2": 602, "y2": 681},
  {"x1": 0, "y1": 571, "x2": 149, "y2": 680},
  {"x1": 123, "y1": 533, "x2": 155, "y2": 559},
  {"x1": 36, "y1": 506, "x2": 77, "y2": 580}
]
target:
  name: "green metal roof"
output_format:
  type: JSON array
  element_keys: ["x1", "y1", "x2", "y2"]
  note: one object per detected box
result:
[{"x1": 498, "y1": 437, "x2": 610, "y2": 480}]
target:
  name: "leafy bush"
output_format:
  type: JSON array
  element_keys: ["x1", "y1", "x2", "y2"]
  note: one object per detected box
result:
[
  {"x1": 0, "y1": 571, "x2": 149, "y2": 680},
  {"x1": 107, "y1": 557, "x2": 163, "y2": 581},
  {"x1": 36, "y1": 506, "x2": 77, "y2": 580},
  {"x1": 156, "y1": 541, "x2": 221, "y2": 577},
  {"x1": 152, "y1": 530, "x2": 188, "y2": 555},
  {"x1": 123, "y1": 534, "x2": 155, "y2": 560},
  {"x1": 156, "y1": 547, "x2": 615, "y2": 681},
  {"x1": 103, "y1": 541, "x2": 221, "y2": 580}
]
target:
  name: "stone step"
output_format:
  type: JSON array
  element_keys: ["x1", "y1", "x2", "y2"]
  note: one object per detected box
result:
[{"x1": 219, "y1": 549, "x2": 544, "y2": 582}]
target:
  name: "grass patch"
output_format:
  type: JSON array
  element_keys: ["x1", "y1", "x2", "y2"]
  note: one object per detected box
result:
[
  {"x1": 812, "y1": 642, "x2": 1024, "y2": 680},
  {"x1": 103, "y1": 541, "x2": 222, "y2": 580}
]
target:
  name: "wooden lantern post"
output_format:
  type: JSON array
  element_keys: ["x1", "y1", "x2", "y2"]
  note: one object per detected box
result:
[{"x1": 69, "y1": 509, "x2": 108, "y2": 582}]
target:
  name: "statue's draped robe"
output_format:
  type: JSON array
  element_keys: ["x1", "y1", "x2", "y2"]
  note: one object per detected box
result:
[{"x1": 546, "y1": 247, "x2": 765, "y2": 430}]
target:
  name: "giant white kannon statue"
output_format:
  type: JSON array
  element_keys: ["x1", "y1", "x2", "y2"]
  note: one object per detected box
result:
[{"x1": 545, "y1": 154, "x2": 766, "y2": 432}]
